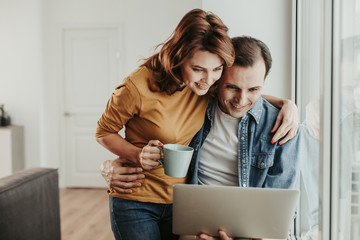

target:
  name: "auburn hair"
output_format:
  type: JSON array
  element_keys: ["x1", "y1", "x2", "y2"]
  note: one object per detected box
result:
[{"x1": 142, "y1": 9, "x2": 235, "y2": 95}]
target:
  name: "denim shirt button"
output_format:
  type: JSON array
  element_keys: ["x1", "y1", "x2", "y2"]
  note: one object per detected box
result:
[
  {"x1": 261, "y1": 162, "x2": 265, "y2": 167},
  {"x1": 240, "y1": 136, "x2": 245, "y2": 141},
  {"x1": 242, "y1": 183, "x2": 246, "y2": 187},
  {"x1": 241, "y1": 159, "x2": 245, "y2": 163}
]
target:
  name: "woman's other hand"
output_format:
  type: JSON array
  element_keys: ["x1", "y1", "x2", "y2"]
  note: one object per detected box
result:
[
  {"x1": 138, "y1": 140, "x2": 163, "y2": 170},
  {"x1": 271, "y1": 99, "x2": 299, "y2": 145},
  {"x1": 100, "y1": 157, "x2": 145, "y2": 193}
]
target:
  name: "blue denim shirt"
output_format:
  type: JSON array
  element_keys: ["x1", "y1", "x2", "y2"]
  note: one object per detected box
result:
[{"x1": 188, "y1": 97, "x2": 302, "y2": 190}]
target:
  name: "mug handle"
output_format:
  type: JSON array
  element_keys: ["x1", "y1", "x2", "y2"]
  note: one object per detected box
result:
[
  {"x1": 156, "y1": 146, "x2": 164, "y2": 167},
  {"x1": 157, "y1": 159, "x2": 164, "y2": 167}
]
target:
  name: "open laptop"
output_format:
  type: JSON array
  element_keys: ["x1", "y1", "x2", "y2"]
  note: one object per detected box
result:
[{"x1": 173, "y1": 184, "x2": 299, "y2": 239}]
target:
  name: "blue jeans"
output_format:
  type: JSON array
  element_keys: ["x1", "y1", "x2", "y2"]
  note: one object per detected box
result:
[{"x1": 109, "y1": 197, "x2": 179, "y2": 240}]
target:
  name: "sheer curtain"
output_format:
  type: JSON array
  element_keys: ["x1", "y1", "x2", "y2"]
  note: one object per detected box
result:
[
  {"x1": 297, "y1": 0, "x2": 360, "y2": 239},
  {"x1": 333, "y1": 0, "x2": 360, "y2": 238},
  {"x1": 296, "y1": 0, "x2": 321, "y2": 238}
]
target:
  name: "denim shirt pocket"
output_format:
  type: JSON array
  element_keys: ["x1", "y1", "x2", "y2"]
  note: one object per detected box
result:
[{"x1": 251, "y1": 152, "x2": 274, "y2": 169}]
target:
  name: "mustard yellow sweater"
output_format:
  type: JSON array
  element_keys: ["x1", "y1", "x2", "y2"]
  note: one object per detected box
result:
[{"x1": 96, "y1": 66, "x2": 209, "y2": 203}]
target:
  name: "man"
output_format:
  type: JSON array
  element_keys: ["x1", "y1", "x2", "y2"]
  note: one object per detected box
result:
[
  {"x1": 188, "y1": 36, "x2": 301, "y2": 240},
  {"x1": 101, "y1": 36, "x2": 301, "y2": 240},
  {"x1": 188, "y1": 36, "x2": 300, "y2": 188}
]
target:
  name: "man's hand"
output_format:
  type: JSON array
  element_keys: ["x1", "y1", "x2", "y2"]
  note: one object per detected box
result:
[
  {"x1": 271, "y1": 99, "x2": 299, "y2": 145},
  {"x1": 100, "y1": 157, "x2": 145, "y2": 193},
  {"x1": 196, "y1": 230, "x2": 234, "y2": 240},
  {"x1": 196, "y1": 231, "x2": 262, "y2": 240}
]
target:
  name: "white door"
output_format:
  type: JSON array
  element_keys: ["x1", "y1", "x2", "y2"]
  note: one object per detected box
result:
[{"x1": 63, "y1": 27, "x2": 122, "y2": 187}]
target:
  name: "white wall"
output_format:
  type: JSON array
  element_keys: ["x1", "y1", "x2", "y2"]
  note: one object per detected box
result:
[
  {"x1": 0, "y1": 0, "x2": 202, "y2": 174},
  {"x1": 203, "y1": 0, "x2": 294, "y2": 99},
  {"x1": 0, "y1": 0, "x2": 294, "y2": 183},
  {"x1": 0, "y1": 0, "x2": 43, "y2": 168},
  {"x1": 42, "y1": 0, "x2": 202, "y2": 183}
]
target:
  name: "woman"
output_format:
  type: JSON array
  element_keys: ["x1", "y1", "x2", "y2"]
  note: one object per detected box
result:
[{"x1": 96, "y1": 9, "x2": 297, "y2": 240}]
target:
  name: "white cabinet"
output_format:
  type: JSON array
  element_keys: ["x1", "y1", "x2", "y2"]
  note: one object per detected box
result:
[{"x1": 0, "y1": 126, "x2": 24, "y2": 178}]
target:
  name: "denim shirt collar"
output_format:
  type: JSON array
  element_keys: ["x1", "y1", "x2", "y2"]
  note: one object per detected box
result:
[
  {"x1": 206, "y1": 97, "x2": 264, "y2": 124},
  {"x1": 205, "y1": 99, "x2": 216, "y2": 123},
  {"x1": 247, "y1": 97, "x2": 263, "y2": 124}
]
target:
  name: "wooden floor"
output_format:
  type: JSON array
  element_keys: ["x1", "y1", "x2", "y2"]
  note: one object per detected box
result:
[{"x1": 59, "y1": 188, "x2": 114, "y2": 240}]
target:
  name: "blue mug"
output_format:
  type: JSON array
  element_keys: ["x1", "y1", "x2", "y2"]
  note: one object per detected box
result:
[{"x1": 157, "y1": 144, "x2": 194, "y2": 178}]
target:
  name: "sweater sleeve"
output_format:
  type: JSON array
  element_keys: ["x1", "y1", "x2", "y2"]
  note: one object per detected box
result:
[{"x1": 95, "y1": 77, "x2": 141, "y2": 138}]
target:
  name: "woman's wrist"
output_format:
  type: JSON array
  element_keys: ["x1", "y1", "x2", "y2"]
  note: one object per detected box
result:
[
  {"x1": 283, "y1": 99, "x2": 296, "y2": 108},
  {"x1": 281, "y1": 98, "x2": 290, "y2": 107}
]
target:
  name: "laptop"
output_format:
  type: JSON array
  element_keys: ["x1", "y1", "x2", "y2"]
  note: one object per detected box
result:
[{"x1": 172, "y1": 184, "x2": 299, "y2": 239}]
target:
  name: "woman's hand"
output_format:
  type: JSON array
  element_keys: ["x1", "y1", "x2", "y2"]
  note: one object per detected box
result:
[
  {"x1": 271, "y1": 99, "x2": 299, "y2": 145},
  {"x1": 138, "y1": 140, "x2": 163, "y2": 170},
  {"x1": 196, "y1": 230, "x2": 234, "y2": 240},
  {"x1": 100, "y1": 157, "x2": 145, "y2": 193}
]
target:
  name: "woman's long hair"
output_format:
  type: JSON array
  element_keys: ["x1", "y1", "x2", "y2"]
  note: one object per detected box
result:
[{"x1": 142, "y1": 9, "x2": 235, "y2": 95}]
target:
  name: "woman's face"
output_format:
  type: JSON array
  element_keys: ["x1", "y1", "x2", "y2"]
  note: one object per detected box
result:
[{"x1": 181, "y1": 50, "x2": 224, "y2": 96}]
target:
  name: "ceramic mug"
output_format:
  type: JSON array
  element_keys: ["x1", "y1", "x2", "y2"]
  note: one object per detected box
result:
[{"x1": 157, "y1": 144, "x2": 194, "y2": 178}]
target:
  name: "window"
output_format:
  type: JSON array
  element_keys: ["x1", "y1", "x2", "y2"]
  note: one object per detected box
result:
[
  {"x1": 297, "y1": 0, "x2": 360, "y2": 239},
  {"x1": 332, "y1": 0, "x2": 360, "y2": 238},
  {"x1": 296, "y1": 0, "x2": 322, "y2": 238}
]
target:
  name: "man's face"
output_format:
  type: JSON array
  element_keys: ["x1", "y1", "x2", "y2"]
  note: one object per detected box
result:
[{"x1": 218, "y1": 59, "x2": 266, "y2": 118}]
